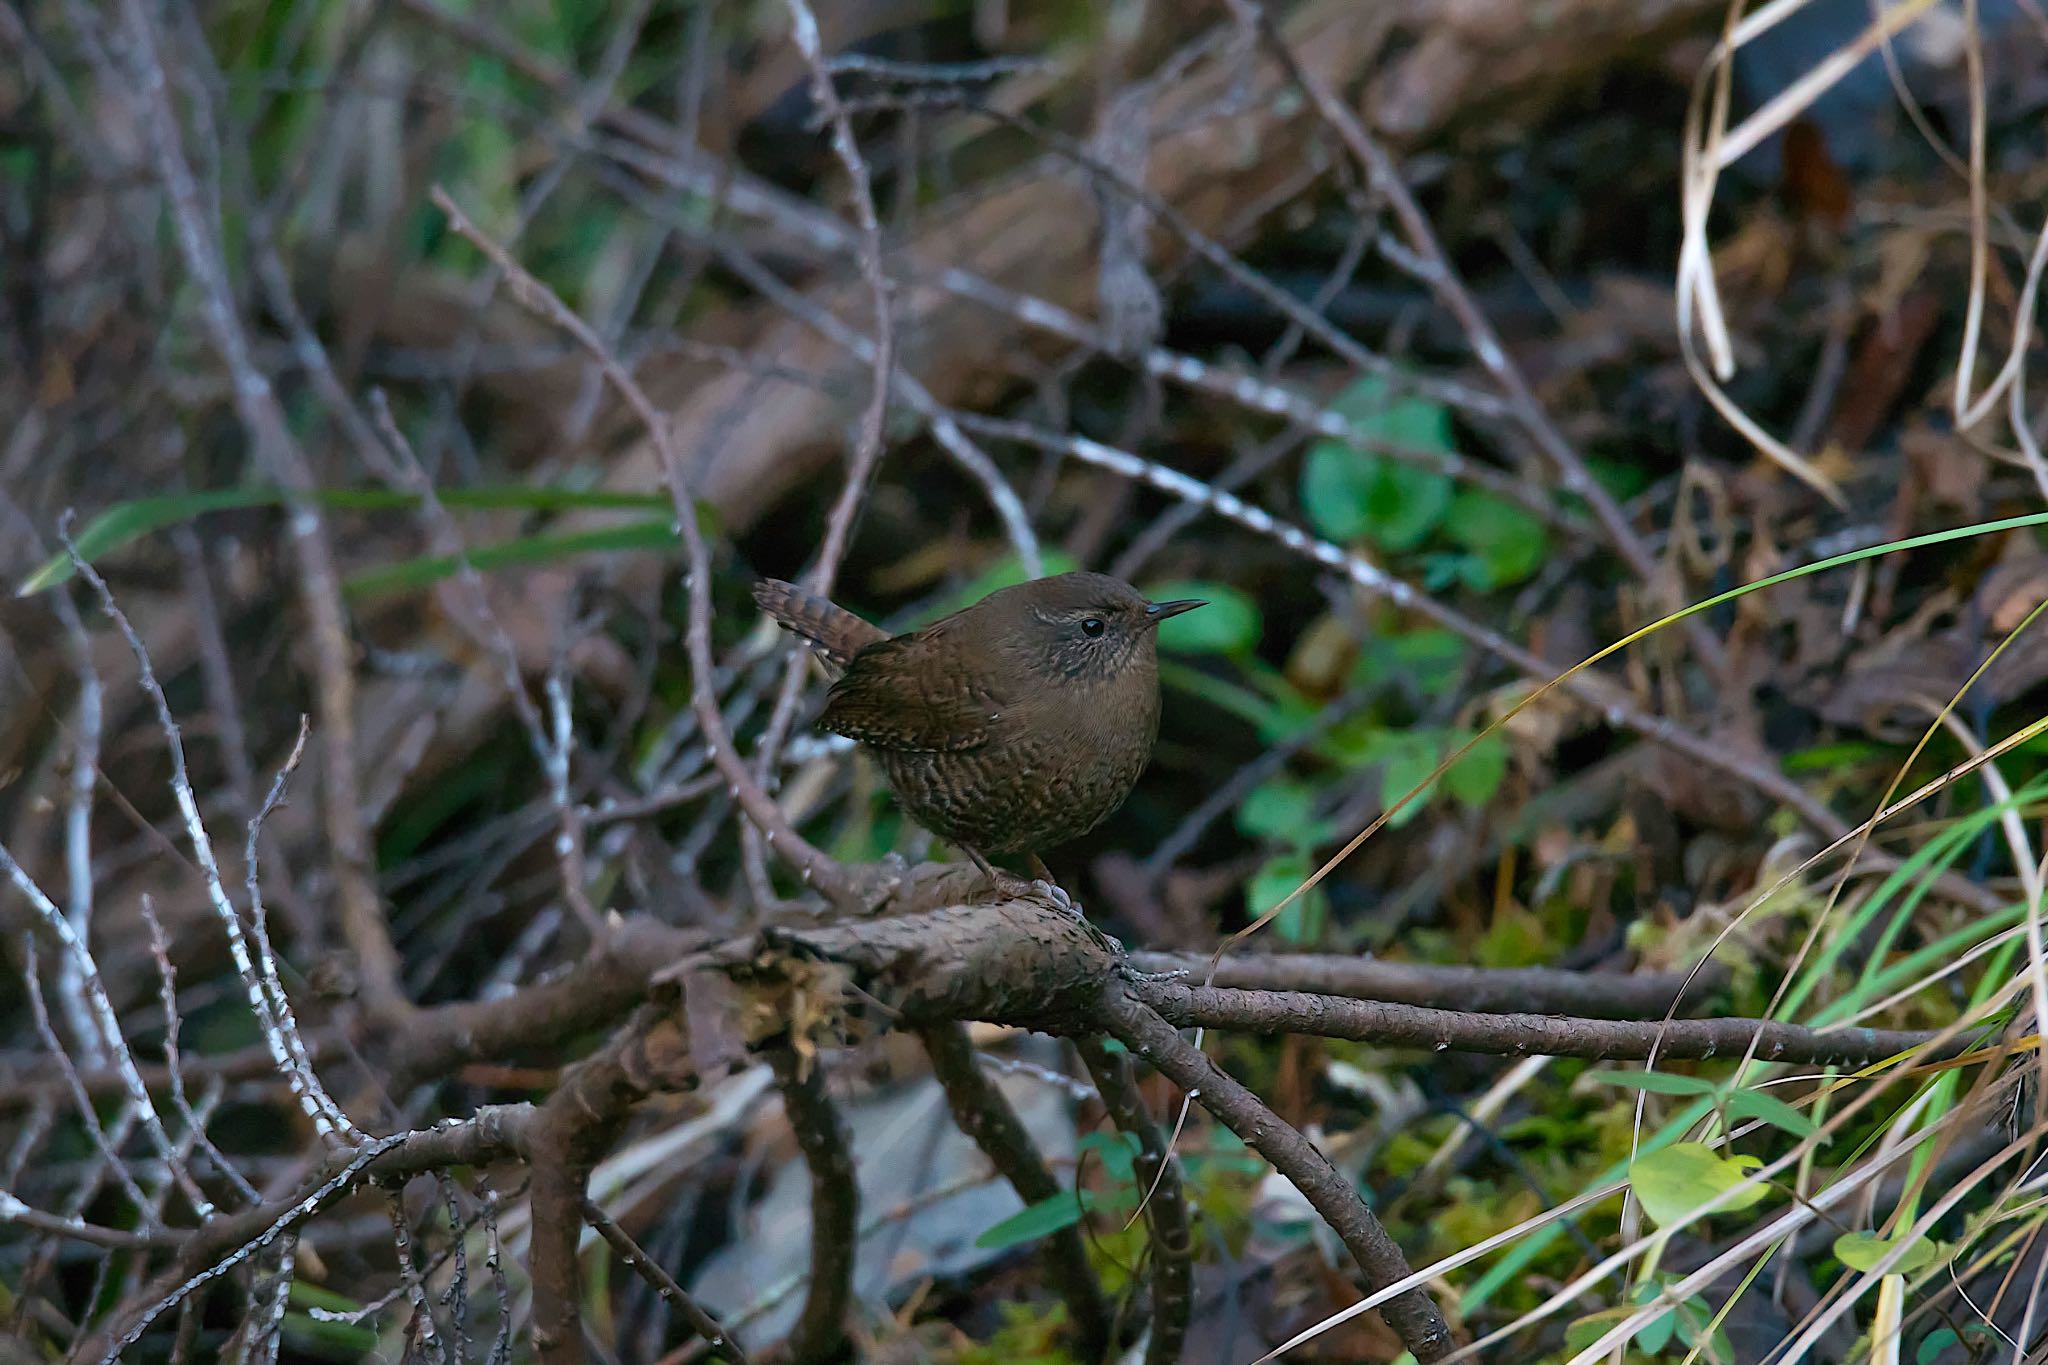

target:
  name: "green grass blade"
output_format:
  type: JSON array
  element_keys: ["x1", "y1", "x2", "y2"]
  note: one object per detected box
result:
[
  {"x1": 342, "y1": 520, "x2": 681, "y2": 599},
  {"x1": 18, "y1": 485, "x2": 673, "y2": 595}
]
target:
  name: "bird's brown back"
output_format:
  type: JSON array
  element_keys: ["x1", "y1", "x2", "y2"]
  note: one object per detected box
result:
[{"x1": 754, "y1": 572, "x2": 1171, "y2": 855}]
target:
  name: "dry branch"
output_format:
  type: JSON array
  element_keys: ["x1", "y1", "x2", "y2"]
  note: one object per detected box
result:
[
  {"x1": 1096, "y1": 985, "x2": 1454, "y2": 1361},
  {"x1": 585, "y1": 0, "x2": 1723, "y2": 540},
  {"x1": 919, "y1": 1021, "x2": 1113, "y2": 1357},
  {"x1": 766, "y1": 1043, "x2": 859, "y2": 1365},
  {"x1": 1075, "y1": 1033, "x2": 1194, "y2": 1365}
]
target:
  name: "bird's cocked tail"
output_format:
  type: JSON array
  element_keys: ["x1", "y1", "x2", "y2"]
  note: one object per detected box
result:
[{"x1": 751, "y1": 578, "x2": 887, "y2": 668}]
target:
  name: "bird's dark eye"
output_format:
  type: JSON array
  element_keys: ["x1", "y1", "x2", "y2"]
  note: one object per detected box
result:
[{"x1": 1081, "y1": 617, "x2": 1105, "y2": 637}]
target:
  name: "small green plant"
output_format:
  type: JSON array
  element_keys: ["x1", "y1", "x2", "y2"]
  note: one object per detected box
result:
[
  {"x1": 1564, "y1": 1275, "x2": 1734, "y2": 1362},
  {"x1": 1298, "y1": 376, "x2": 1551, "y2": 591}
]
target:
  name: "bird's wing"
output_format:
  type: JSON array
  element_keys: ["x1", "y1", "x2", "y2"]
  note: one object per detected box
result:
[{"x1": 819, "y1": 631, "x2": 997, "y2": 752}]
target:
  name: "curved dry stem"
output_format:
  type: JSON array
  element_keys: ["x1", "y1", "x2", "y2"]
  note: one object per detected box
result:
[
  {"x1": 920, "y1": 1023, "x2": 1114, "y2": 1359},
  {"x1": 766, "y1": 1045, "x2": 858, "y2": 1365},
  {"x1": 1074, "y1": 1032, "x2": 1192, "y2": 1365},
  {"x1": 1094, "y1": 984, "x2": 1453, "y2": 1362}
]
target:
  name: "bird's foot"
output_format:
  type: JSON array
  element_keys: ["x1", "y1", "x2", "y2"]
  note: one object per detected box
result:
[
  {"x1": 1114, "y1": 962, "x2": 1187, "y2": 985},
  {"x1": 1029, "y1": 879, "x2": 1076, "y2": 916},
  {"x1": 964, "y1": 866, "x2": 1036, "y2": 904}
]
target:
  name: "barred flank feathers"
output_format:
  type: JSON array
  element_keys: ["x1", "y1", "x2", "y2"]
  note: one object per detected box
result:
[{"x1": 751, "y1": 578, "x2": 888, "y2": 669}]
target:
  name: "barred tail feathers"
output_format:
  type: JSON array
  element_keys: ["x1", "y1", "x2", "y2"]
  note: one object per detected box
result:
[{"x1": 751, "y1": 578, "x2": 887, "y2": 668}]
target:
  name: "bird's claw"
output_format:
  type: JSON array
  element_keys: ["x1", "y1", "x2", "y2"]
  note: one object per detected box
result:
[
  {"x1": 1030, "y1": 878, "x2": 1082, "y2": 918},
  {"x1": 1115, "y1": 963, "x2": 1187, "y2": 985}
]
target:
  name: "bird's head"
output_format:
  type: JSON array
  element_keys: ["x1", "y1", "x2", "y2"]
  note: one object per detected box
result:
[{"x1": 976, "y1": 571, "x2": 1205, "y2": 683}]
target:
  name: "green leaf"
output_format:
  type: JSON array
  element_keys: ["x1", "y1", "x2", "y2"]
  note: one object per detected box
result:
[
  {"x1": 1584, "y1": 1069, "x2": 1724, "y2": 1097},
  {"x1": 1377, "y1": 733, "x2": 1440, "y2": 828},
  {"x1": 1671, "y1": 1296, "x2": 1707, "y2": 1342},
  {"x1": 1237, "y1": 779, "x2": 1324, "y2": 843},
  {"x1": 20, "y1": 484, "x2": 674, "y2": 594},
  {"x1": 1444, "y1": 730, "x2": 1509, "y2": 809},
  {"x1": 1564, "y1": 1307, "x2": 1634, "y2": 1354},
  {"x1": 975, "y1": 1189, "x2": 1096, "y2": 1251},
  {"x1": 1160, "y1": 661, "x2": 1289, "y2": 736},
  {"x1": 1362, "y1": 457, "x2": 1452, "y2": 551},
  {"x1": 1248, "y1": 851, "x2": 1327, "y2": 945},
  {"x1": 1917, "y1": 1328, "x2": 1959, "y2": 1364},
  {"x1": 1723, "y1": 1088, "x2": 1818, "y2": 1139},
  {"x1": 1301, "y1": 441, "x2": 1378, "y2": 542},
  {"x1": 1146, "y1": 580, "x2": 1261, "y2": 655},
  {"x1": 1300, "y1": 378, "x2": 1455, "y2": 550},
  {"x1": 26, "y1": 488, "x2": 276, "y2": 592},
  {"x1": 1354, "y1": 628, "x2": 1468, "y2": 695},
  {"x1": 1329, "y1": 376, "x2": 1455, "y2": 451},
  {"x1": 1076, "y1": 1131, "x2": 1141, "y2": 1185},
  {"x1": 1445, "y1": 490, "x2": 1549, "y2": 588},
  {"x1": 1835, "y1": 1229, "x2": 1942, "y2": 1275},
  {"x1": 1780, "y1": 739, "x2": 1886, "y2": 774},
  {"x1": 1629, "y1": 1142, "x2": 1768, "y2": 1227},
  {"x1": 1256, "y1": 694, "x2": 1321, "y2": 745},
  {"x1": 1634, "y1": 1303, "x2": 1677, "y2": 1354}
]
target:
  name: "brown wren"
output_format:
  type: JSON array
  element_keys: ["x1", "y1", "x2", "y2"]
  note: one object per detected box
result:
[{"x1": 752, "y1": 572, "x2": 1204, "y2": 887}]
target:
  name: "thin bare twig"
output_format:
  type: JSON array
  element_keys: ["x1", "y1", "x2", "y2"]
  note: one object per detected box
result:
[
  {"x1": 743, "y1": 0, "x2": 902, "y2": 909},
  {"x1": 115, "y1": 0, "x2": 402, "y2": 1010},
  {"x1": 1136, "y1": 981, "x2": 1962, "y2": 1067},
  {"x1": 66, "y1": 532, "x2": 357, "y2": 1147},
  {"x1": 582, "y1": 1197, "x2": 753, "y2": 1364},
  {"x1": 77, "y1": 1108, "x2": 534, "y2": 1362},
  {"x1": 431, "y1": 186, "x2": 872, "y2": 912},
  {"x1": 383, "y1": 1184, "x2": 449, "y2": 1362}
]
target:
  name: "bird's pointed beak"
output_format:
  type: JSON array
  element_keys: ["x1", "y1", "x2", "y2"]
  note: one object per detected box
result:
[{"x1": 1144, "y1": 598, "x2": 1207, "y2": 625}]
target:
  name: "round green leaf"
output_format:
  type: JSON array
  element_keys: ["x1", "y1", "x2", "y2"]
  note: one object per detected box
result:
[
  {"x1": 1446, "y1": 490, "x2": 1549, "y2": 588},
  {"x1": 1444, "y1": 731, "x2": 1509, "y2": 809},
  {"x1": 1360, "y1": 457, "x2": 1452, "y2": 551},
  {"x1": 1300, "y1": 377, "x2": 1456, "y2": 550},
  {"x1": 1248, "y1": 851, "x2": 1328, "y2": 944},
  {"x1": 1377, "y1": 733, "x2": 1441, "y2": 828},
  {"x1": 1237, "y1": 778, "x2": 1323, "y2": 842},
  {"x1": 1629, "y1": 1142, "x2": 1769, "y2": 1227},
  {"x1": 1302, "y1": 440, "x2": 1376, "y2": 542}
]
